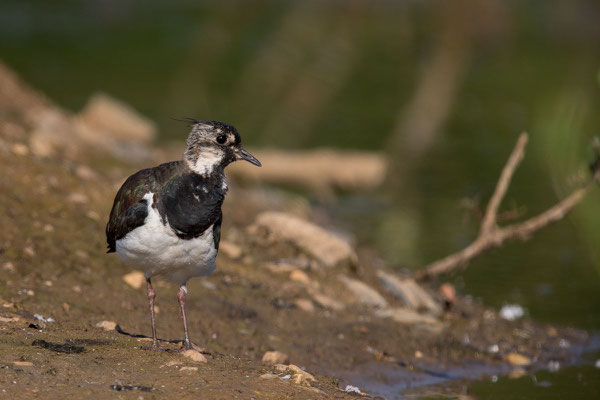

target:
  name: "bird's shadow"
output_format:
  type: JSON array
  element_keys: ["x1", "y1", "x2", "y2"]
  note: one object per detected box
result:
[{"x1": 114, "y1": 324, "x2": 183, "y2": 346}]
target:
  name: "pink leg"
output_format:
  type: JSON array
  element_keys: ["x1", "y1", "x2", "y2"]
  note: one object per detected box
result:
[
  {"x1": 146, "y1": 278, "x2": 159, "y2": 350},
  {"x1": 177, "y1": 286, "x2": 192, "y2": 350}
]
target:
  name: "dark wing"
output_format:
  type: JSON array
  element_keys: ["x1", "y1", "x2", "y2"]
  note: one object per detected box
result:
[
  {"x1": 105, "y1": 161, "x2": 183, "y2": 252},
  {"x1": 158, "y1": 173, "x2": 225, "y2": 240},
  {"x1": 212, "y1": 213, "x2": 222, "y2": 250}
]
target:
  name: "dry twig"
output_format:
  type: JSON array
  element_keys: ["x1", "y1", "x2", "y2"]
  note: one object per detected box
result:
[{"x1": 416, "y1": 132, "x2": 599, "y2": 281}]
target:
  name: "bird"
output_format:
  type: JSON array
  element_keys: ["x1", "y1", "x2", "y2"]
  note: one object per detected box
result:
[{"x1": 105, "y1": 120, "x2": 261, "y2": 350}]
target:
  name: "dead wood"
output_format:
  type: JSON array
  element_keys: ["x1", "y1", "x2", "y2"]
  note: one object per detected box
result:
[{"x1": 416, "y1": 132, "x2": 599, "y2": 281}]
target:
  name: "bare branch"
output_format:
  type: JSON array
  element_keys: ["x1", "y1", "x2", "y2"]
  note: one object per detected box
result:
[
  {"x1": 480, "y1": 132, "x2": 528, "y2": 234},
  {"x1": 416, "y1": 133, "x2": 598, "y2": 281}
]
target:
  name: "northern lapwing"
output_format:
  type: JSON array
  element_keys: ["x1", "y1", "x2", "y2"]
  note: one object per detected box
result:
[{"x1": 106, "y1": 120, "x2": 261, "y2": 350}]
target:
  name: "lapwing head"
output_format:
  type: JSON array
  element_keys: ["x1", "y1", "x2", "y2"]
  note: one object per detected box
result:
[{"x1": 182, "y1": 120, "x2": 261, "y2": 176}]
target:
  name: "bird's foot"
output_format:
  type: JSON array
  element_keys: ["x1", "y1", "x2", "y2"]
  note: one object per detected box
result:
[
  {"x1": 178, "y1": 341, "x2": 204, "y2": 353},
  {"x1": 140, "y1": 341, "x2": 165, "y2": 351}
]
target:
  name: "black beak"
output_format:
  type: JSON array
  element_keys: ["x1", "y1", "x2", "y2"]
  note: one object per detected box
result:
[{"x1": 237, "y1": 148, "x2": 261, "y2": 167}]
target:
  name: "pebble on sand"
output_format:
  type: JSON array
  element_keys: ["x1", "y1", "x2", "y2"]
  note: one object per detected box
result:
[
  {"x1": 182, "y1": 349, "x2": 207, "y2": 363},
  {"x1": 179, "y1": 366, "x2": 198, "y2": 372},
  {"x1": 339, "y1": 276, "x2": 388, "y2": 308},
  {"x1": 13, "y1": 361, "x2": 33, "y2": 367},
  {"x1": 250, "y1": 211, "x2": 357, "y2": 268},
  {"x1": 289, "y1": 269, "x2": 311, "y2": 285},
  {"x1": 294, "y1": 298, "x2": 315, "y2": 313},
  {"x1": 262, "y1": 351, "x2": 289, "y2": 365},
  {"x1": 219, "y1": 240, "x2": 243, "y2": 259},
  {"x1": 95, "y1": 320, "x2": 117, "y2": 331},
  {"x1": 499, "y1": 304, "x2": 524, "y2": 321},
  {"x1": 505, "y1": 352, "x2": 531, "y2": 366},
  {"x1": 122, "y1": 271, "x2": 145, "y2": 290},
  {"x1": 308, "y1": 290, "x2": 345, "y2": 311},
  {"x1": 259, "y1": 373, "x2": 279, "y2": 380}
]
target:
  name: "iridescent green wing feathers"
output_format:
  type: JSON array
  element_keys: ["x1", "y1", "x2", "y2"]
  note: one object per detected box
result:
[{"x1": 105, "y1": 161, "x2": 184, "y2": 252}]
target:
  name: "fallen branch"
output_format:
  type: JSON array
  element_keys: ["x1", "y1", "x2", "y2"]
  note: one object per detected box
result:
[{"x1": 416, "y1": 132, "x2": 599, "y2": 281}]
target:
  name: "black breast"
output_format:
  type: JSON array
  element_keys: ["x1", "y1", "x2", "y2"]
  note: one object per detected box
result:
[{"x1": 157, "y1": 173, "x2": 225, "y2": 240}]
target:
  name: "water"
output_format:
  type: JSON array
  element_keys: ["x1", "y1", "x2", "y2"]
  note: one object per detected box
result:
[{"x1": 1, "y1": 1, "x2": 599, "y2": 397}]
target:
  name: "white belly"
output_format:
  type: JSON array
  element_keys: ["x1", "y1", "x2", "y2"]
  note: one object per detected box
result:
[{"x1": 115, "y1": 193, "x2": 217, "y2": 285}]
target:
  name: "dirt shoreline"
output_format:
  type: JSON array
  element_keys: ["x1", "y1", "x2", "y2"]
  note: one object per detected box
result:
[{"x1": 0, "y1": 64, "x2": 595, "y2": 399}]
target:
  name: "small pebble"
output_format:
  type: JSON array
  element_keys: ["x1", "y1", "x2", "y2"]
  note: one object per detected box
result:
[
  {"x1": 164, "y1": 360, "x2": 181, "y2": 367},
  {"x1": 219, "y1": 240, "x2": 242, "y2": 259},
  {"x1": 11, "y1": 143, "x2": 29, "y2": 156},
  {"x1": 95, "y1": 320, "x2": 117, "y2": 331},
  {"x1": 289, "y1": 270, "x2": 311, "y2": 285},
  {"x1": 122, "y1": 271, "x2": 145, "y2": 290},
  {"x1": 499, "y1": 304, "x2": 524, "y2": 321},
  {"x1": 439, "y1": 283, "x2": 456, "y2": 303},
  {"x1": 13, "y1": 361, "x2": 33, "y2": 367},
  {"x1": 508, "y1": 368, "x2": 527, "y2": 379},
  {"x1": 548, "y1": 360, "x2": 560, "y2": 372},
  {"x1": 488, "y1": 344, "x2": 499, "y2": 353},
  {"x1": 2, "y1": 262, "x2": 15, "y2": 272},
  {"x1": 345, "y1": 385, "x2": 361, "y2": 394},
  {"x1": 595, "y1": 359, "x2": 600, "y2": 369},
  {"x1": 182, "y1": 349, "x2": 207, "y2": 363},
  {"x1": 62, "y1": 303, "x2": 70, "y2": 313},
  {"x1": 259, "y1": 373, "x2": 278, "y2": 380},
  {"x1": 294, "y1": 299, "x2": 314, "y2": 313},
  {"x1": 262, "y1": 351, "x2": 289, "y2": 365},
  {"x1": 505, "y1": 352, "x2": 531, "y2": 366},
  {"x1": 179, "y1": 366, "x2": 198, "y2": 372},
  {"x1": 33, "y1": 314, "x2": 54, "y2": 323}
]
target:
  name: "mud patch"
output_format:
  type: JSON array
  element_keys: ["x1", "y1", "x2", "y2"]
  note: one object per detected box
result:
[
  {"x1": 32, "y1": 339, "x2": 85, "y2": 354},
  {"x1": 110, "y1": 384, "x2": 153, "y2": 392}
]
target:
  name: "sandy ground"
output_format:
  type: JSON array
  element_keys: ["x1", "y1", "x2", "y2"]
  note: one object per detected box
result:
[{"x1": 0, "y1": 64, "x2": 594, "y2": 399}]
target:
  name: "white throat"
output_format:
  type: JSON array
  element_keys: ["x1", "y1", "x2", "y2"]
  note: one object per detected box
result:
[{"x1": 187, "y1": 148, "x2": 223, "y2": 176}]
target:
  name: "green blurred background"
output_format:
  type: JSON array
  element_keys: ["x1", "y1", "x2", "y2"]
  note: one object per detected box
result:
[{"x1": 1, "y1": 0, "x2": 599, "y2": 331}]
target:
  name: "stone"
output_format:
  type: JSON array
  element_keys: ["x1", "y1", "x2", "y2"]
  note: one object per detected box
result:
[
  {"x1": 272, "y1": 364, "x2": 316, "y2": 386},
  {"x1": 219, "y1": 240, "x2": 242, "y2": 259},
  {"x1": 508, "y1": 367, "x2": 527, "y2": 379},
  {"x1": 0, "y1": 316, "x2": 19, "y2": 323},
  {"x1": 250, "y1": 211, "x2": 357, "y2": 268},
  {"x1": 75, "y1": 165, "x2": 98, "y2": 181},
  {"x1": 376, "y1": 271, "x2": 441, "y2": 315},
  {"x1": 289, "y1": 269, "x2": 311, "y2": 285},
  {"x1": 263, "y1": 262, "x2": 297, "y2": 274},
  {"x1": 294, "y1": 299, "x2": 315, "y2": 313},
  {"x1": 439, "y1": 283, "x2": 456, "y2": 304},
  {"x1": 122, "y1": 271, "x2": 145, "y2": 289},
  {"x1": 259, "y1": 373, "x2": 279, "y2": 380},
  {"x1": 375, "y1": 307, "x2": 440, "y2": 325},
  {"x1": 13, "y1": 361, "x2": 33, "y2": 367},
  {"x1": 2, "y1": 262, "x2": 15, "y2": 272},
  {"x1": 309, "y1": 291, "x2": 345, "y2": 311},
  {"x1": 11, "y1": 143, "x2": 29, "y2": 156},
  {"x1": 179, "y1": 366, "x2": 198, "y2": 372},
  {"x1": 262, "y1": 351, "x2": 289, "y2": 365},
  {"x1": 78, "y1": 92, "x2": 156, "y2": 143},
  {"x1": 499, "y1": 304, "x2": 524, "y2": 321},
  {"x1": 182, "y1": 349, "x2": 207, "y2": 363},
  {"x1": 95, "y1": 320, "x2": 117, "y2": 331},
  {"x1": 68, "y1": 192, "x2": 88, "y2": 204},
  {"x1": 339, "y1": 276, "x2": 388, "y2": 308},
  {"x1": 164, "y1": 360, "x2": 182, "y2": 367},
  {"x1": 505, "y1": 352, "x2": 531, "y2": 367}
]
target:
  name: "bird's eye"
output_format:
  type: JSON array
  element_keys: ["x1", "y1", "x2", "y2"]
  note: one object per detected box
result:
[{"x1": 216, "y1": 135, "x2": 227, "y2": 144}]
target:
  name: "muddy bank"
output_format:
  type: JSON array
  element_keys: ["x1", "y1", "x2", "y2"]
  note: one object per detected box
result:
[{"x1": 0, "y1": 62, "x2": 595, "y2": 399}]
